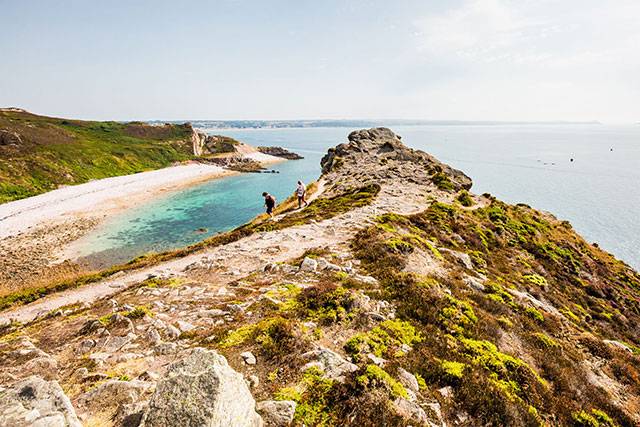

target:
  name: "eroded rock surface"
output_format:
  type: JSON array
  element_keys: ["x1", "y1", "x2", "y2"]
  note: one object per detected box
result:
[{"x1": 140, "y1": 348, "x2": 262, "y2": 427}]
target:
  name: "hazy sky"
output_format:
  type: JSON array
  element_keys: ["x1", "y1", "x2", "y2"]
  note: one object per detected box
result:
[{"x1": 2, "y1": 0, "x2": 639, "y2": 122}]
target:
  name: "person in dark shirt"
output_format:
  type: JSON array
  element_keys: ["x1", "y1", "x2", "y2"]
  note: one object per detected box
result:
[{"x1": 262, "y1": 192, "x2": 276, "y2": 218}]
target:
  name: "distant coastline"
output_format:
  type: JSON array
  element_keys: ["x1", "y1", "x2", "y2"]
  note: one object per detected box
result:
[{"x1": 150, "y1": 119, "x2": 603, "y2": 130}]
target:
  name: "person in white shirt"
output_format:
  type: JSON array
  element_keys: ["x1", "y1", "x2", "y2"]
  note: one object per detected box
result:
[{"x1": 296, "y1": 180, "x2": 308, "y2": 209}]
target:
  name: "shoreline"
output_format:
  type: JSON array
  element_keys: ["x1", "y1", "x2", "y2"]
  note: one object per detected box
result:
[
  {"x1": 0, "y1": 153, "x2": 287, "y2": 295},
  {"x1": 0, "y1": 162, "x2": 238, "y2": 295},
  {"x1": 0, "y1": 162, "x2": 238, "y2": 240}
]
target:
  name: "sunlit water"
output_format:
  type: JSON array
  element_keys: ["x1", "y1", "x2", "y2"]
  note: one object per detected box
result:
[{"x1": 74, "y1": 125, "x2": 640, "y2": 270}]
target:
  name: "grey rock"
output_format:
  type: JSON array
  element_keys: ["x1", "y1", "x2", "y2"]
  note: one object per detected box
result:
[
  {"x1": 154, "y1": 342, "x2": 178, "y2": 355},
  {"x1": 76, "y1": 339, "x2": 96, "y2": 355},
  {"x1": 241, "y1": 351, "x2": 257, "y2": 365},
  {"x1": 354, "y1": 275, "x2": 378, "y2": 285},
  {"x1": 176, "y1": 320, "x2": 196, "y2": 333},
  {"x1": 301, "y1": 347, "x2": 358, "y2": 381},
  {"x1": 299, "y1": 257, "x2": 318, "y2": 272},
  {"x1": 463, "y1": 275, "x2": 485, "y2": 292},
  {"x1": 140, "y1": 348, "x2": 262, "y2": 427},
  {"x1": 147, "y1": 328, "x2": 162, "y2": 345},
  {"x1": 256, "y1": 400, "x2": 296, "y2": 426},
  {"x1": 23, "y1": 356, "x2": 58, "y2": 380},
  {"x1": 440, "y1": 248, "x2": 474, "y2": 270},
  {"x1": 247, "y1": 375, "x2": 260, "y2": 389},
  {"x1": 438, "y1": 386, "x2": 453, "y2": 399},
  {"x1": 366, "y1": 353, "x2": 386, "y2": 366},
  {"x1": 198, "y1": 309, "x2": 228, "y2": 318},
  {"x1": 78, "y1": 379, "x2": 151, "y2": 411},
  {"x1": 397, "y1": 368, "x2": 420, "y2": 393},
  {"x1": 394, "y1": 398, "x2": 428, "y2": 425},
  {"x1": 103, "y1": 335, "x2": 131, "y2": 353},
  {"x1": 316, "y1": 258, "x2": 329, "y2": 270},
  {"x1": 0, "y1": 376, "x2": 82, "y2": 427},
  {"x1": 166, "y1": 325, "x2": 181, "y2": 340}
]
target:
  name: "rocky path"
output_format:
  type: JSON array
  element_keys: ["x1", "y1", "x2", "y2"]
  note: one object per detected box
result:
[{"x1": 0, "y1": 183, "x2": 439, "y2": 325}]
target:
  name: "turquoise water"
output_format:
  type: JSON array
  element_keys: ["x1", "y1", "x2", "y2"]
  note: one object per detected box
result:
[{"x1": 76, "y1": 125, "x2": 640, "y2": 270}]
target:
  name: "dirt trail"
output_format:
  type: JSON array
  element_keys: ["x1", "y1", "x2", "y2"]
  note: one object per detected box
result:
[{"x1": 0, "y1": 182, "x2": 436, "y2": 325}]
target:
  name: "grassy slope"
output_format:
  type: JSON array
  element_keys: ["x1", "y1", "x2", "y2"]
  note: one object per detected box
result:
[{"x1": 0, "y1": 110, "x2": 195, "y2": 203}]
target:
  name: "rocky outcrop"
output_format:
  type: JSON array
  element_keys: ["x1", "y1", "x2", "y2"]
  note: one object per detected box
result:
[
  {"x1": 320, "y1": 127, "x2": 472, "y2": 194},
  {"x1": 191, "y1": 128, "x2": 243, "y2": 157},
  {"x1": 0, "y1": 130, "x2": 22, "y2": 146},
  {"x1": 140, "y1": 348, "x2": 262, "y2": 427},
  {"x1": 0, "y1": 376, "x2": 82, "y2": 427},
  {"x1": 257, "y1": 146, "x2": 303, "y2": 160}
]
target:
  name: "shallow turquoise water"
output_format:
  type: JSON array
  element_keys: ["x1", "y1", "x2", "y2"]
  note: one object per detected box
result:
[{"x1": 76, "y1": 125, "x2": 640, "y2": 270}]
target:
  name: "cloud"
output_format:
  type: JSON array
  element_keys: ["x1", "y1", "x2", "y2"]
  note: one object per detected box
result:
[{"x1": 413, "y1": 0, "x2": 640, "y2": 69}]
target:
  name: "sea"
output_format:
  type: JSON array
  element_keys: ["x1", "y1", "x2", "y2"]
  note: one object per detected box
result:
[{"x1": 73, "y1": 124, "x2": 640, "y2": 270}]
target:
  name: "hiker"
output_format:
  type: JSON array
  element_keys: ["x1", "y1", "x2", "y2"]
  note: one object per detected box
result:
[
  {"x1": 296, "y1": 180, "x2": 308, "y2": 209},
  {"x1": 263, "y1": 192, "x2": 276, "y2": 218}
]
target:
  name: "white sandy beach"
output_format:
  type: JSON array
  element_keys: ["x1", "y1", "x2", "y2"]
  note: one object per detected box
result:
[{"x1": 0, "y1": 163, "x2": 233, "y2": 240}]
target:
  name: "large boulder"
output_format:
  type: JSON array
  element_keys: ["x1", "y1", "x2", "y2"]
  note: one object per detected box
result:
[
  {"x1": 140, "y1": 348, "x2": 262, "y2": 427},
  {"x1": 0, "y1": 376, "x2": 81, "y2": 427}
]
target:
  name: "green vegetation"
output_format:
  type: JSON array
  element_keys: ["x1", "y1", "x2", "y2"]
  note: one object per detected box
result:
[
  {"x1": 532, "y1": 332, "x2": 560, "y2": 350},
  {"x1": 296, "y1": 282, "x2": 355, "y2": 325},
  {"x1": 440, "y1": 360, "x2": 467, "y2": 381},
  {"x1": 356, "y1": 364, "x2": 408, "y2": 398},
  {"x1": 123, "y1": 305, "x2": 153, "y2": 319},
  {"x1": 573, "y1": 409, "x2": 618, "y2": 427},
  {"x1": 344, "y1": 319, "x2": 422, "y2": 362},
  {"x1": 457, "y1": 190, "x2": 474, "y2": 207},
  {"x1": 432, "y1": 172, "x2": 455, "y2": 191},
  {"x1": 349, "y1": 199, "x2": 640, "y2": 426},
  {"x1": 0, "y1": 110, "x2": 195, "y2": 203}
]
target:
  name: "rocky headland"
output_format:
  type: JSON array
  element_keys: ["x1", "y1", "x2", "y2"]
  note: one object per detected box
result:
[{"x1": 1, "y1": 128, "x2": 639, "y2": 426}]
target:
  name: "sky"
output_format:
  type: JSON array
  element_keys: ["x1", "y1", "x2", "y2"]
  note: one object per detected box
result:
[{"x1": 1, "y1": 0, "x2": 639, "y2": 122}]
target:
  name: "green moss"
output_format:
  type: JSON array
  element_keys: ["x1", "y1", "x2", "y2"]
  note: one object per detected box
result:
[
  {"x1": 292, "y1": 367, "x2": 336, "y2": 426},
  {"x1": 441, "y1": 360, "x2": 467, "y2": 380},
  {"x1": 524, "y1": 307, "x2": 544, "y2": 323},
  {"x1": 497, "y1": 316, "x2": 514, "y2": 328},
  {"x1": 484, "y1": 282, "x2": 517, "y2": 308},
  {"x1": 457, "y1": 190, "x2": 474, "y2": 207},
  {"x1": 532, "y1": 332, "x2": 559, "y2": 349},
  {"x1": 219, "y1": 323, "x2": 258, "y2": 348},
  {"x1": 432, "y1": 172, "x2": 455, "y2": 191},
  {"x1": 123, "y1": 305, "x2": 153, "y2": 319},
  {"x1": 572, "y1": 409, "x2": 618, "y2": 427},
  {"x1": 560, "y1": 307, "x2": 581, "y2": 324},
  {"x1": 415, "y1": 373, "x2": 427, "y2": 390},
  {"x1": 438, "y1": 295, "x2": 478, "y2": 334},
  {"x1": 458, "y1": 336, "x2": 547, "y2": 401},
  {"x1": 385, "y1": 237, "x2": 413, "y2": 254},
  {"x1": 356, "y1": 364, "x2": 408, "y2": 398},
  {"x1": 523, "y1": 274, "x2": 548, "y2": 288},
  {"x1": 275, "y1": 386, "x2": 302, "y2": 402},
  {"x1": 297, "y1": 284, "x2": 354, "y2": 325},
  {"x1": 344, "y1": 319, "x2": 422, "y2": 361}
]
